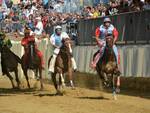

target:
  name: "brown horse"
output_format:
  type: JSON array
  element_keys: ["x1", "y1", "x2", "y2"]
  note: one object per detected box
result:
[
  {"x1": 21, "y1": 40, "x2": 43, "y2": 90},
  {"x1": 48, "y1": 38, "x2": 74, "y2": 95},
  {"x1": 94, "y1": 35, "x2": 120, "y2": 100}
]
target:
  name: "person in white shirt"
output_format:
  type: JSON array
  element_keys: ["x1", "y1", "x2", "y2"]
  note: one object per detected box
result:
[
  {"x1": 34, "y1": 17, "x2": 43, "y2": 35},
  {"x1": 49, "y1": 25, "x2": 77, "y2": 73}
]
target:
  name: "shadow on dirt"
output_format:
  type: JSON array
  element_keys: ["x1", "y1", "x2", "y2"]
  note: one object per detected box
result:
[
  {"x1": 0, "y1": 88, "x2": 37, "y2": 96},
  {"x1": 77, "y1": 96, "x2": 109, "y2": 100},
  {"x1": 34, "y1": 93, "x2": 56, "y2": 97}
]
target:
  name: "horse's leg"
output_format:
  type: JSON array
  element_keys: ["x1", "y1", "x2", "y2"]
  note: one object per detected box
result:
[
  {"x1": 14, "y1": 69, "x2": 20, "y2": 88},
  {"x1": 6, "y1": 71, "x2": 15, "y2": 88},
  {"x1": 116, "y1": 76, "x2": 120, "y2": 93},
  {"x1": 60, "y1": 73, "x2": 65, "y2": 87},
  {"x1": 112, "y1": 74, "x2": 117, "y2": 100},
  {"x1": 68, "y1": 67, "x2": 75, "y2": 89},
  {"x1": 34, "y1": 69, "x2": 39, "y2": 80},
  {"x1": 98, "y1": 71, "x2": 109, "y2": 87},
  {"x1": 39, "y1": 68, "x2": 43, "y2": 90},
  {"x1": 51, "y1": 73, "x2": 58, "y2": 92},
  {"x1": 23, "y1": 69, "x2": 30, "y2": 88}
]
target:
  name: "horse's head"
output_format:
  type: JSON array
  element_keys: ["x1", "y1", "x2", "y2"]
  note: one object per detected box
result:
[
  {"x1": 27, "y1": 40, "x2": 36, "y2": 59},
  {"x1": 106, "y1": 35, "x2": 114, "y2": 48},
  {"x1": 62, "y1": 38, "x2": 72, "y2": 51}
]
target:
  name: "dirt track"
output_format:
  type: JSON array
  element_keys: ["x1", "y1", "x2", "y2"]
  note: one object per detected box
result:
[{"x1": 0, "y1": 76, "x2": 150, "y2": 113}]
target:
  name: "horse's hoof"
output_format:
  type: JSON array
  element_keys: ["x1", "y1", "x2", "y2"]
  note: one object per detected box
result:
[
  {"x1": 71, "y1": 86, "x2": 76, "y2": 90},
  {"x1": 113, "y1": 95, "x2": 117, "y2": 100},
  {"x1": 62, "y1": 83, "x2": 66, "y2": 88},
  {"x1": 103, "y1": 81, "x2": 109, "y2": 88},
  {"x1": 16, "y1": 86, "x2": 21, "y2": 90},
  {"x1": 116, "y1": 88, "x2": 120, "y2": 93},
  {"x1": 74, "y1": 69, "x2": 77, "y2": 72},
  {"x1": 55, "y1": 91, "x2": 63, "y2": 96},
  {"x1": 40, "y1": 87, "x2": 44, "y2": 91},
  {"x1": 35, "y1": 76, "x2": 40, "y2": 81},
  {"x1": 70, "y1": 84, "x2": 75, "y2": 90},
  {"x1": 12, "y1": 86, "x2": 16, "y2": 89}
]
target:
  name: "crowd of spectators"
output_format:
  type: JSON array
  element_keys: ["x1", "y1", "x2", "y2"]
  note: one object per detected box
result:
[
  {"x1": 81, "y1": 0, "x2": 150, "y2": 19},
  {"x1": 0, "y1": 0, "x2": 149, "y2": 37}
]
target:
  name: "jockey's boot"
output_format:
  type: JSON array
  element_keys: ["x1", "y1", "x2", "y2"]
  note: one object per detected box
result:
[
  {"x1": 71, "y1": 57, "x2": 77, "y2": 72},
  {"x1": 49, "y1": 55, "x2": 57, "y2": 73}
]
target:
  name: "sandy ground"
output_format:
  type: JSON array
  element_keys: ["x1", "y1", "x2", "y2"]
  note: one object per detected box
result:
[{"x1": 0, "y1": 76, "x2": 150, "y2": 113}]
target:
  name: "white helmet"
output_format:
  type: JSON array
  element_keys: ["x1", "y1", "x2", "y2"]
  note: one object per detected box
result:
[
  {"x1": 55, "y1": 25, "x2": 62, "y2": 30},
  {"x1": 55, "y1": 25, "x2": 62, "y2": 35},
  {"x1": 104, "y1": 17, "x2": 111, "y2": 23}
]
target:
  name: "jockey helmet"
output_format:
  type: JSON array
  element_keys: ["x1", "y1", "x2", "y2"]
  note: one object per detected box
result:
[
  {"x1": 104, "y1": 17, "x2": 111, "y2": 23},
  {"x1": 55, "y1": 25, "x2": 62, "y2": 30},
  {"x1": 0, "y1": 31, "x2": 6, "y2": 39},
  {"x1": 55, "y1": 25, "x2": 62, "y2": 36},
  {"x1": 24, "y1": 27, "x2": 30, "y2": 35}
]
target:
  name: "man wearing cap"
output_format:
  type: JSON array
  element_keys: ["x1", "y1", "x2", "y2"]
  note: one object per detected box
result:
[
  {"x1": 21, "y1": 27, "x2": 44, "y2": 69},
  {"x1": 49, "y1": 25, "x2": 77, "y2": 73},
  {"x1": 91, "y1": 17, "x2": 120, "y2": 72}
]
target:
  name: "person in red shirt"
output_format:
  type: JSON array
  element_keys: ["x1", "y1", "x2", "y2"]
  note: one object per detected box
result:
[{"x1": 21, "y1": 27, "x2": 44, "y2": 69}]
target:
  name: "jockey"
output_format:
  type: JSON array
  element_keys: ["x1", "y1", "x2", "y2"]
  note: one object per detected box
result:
[
  {"x1": 0, "y1": 31, "x2": 12, "y2": 48},
  {"x1": 49, "y1": 25, "x2": 77, "y2": 73},
  {"x1": 91, "y1": 17, "x2": 120, "y2": 73},
  {"x1": 21, "y1": 27, "x2": 44, "y2": 69}
]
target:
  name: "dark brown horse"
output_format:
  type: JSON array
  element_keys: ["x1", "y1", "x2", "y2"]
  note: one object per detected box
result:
[
  {"x1": 94, "y1": 35, "x2": 120, "y2": 100},
  {"x1": 0, "y1": 45, "x2": 22, "y2": 88},
  {"x1": 48, "y1": 38, "x2": 74, "y2": 95},
  {"x1": 21, "y1": 40, "x2": 43, "y2": 89}
]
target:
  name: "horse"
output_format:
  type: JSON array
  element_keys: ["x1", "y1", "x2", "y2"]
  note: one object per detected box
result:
[
  {"x1": 94, "y1": 35, "x2": 120, "y2": 100},
  {"x1": 21, "y1": 40, "x2": 43, "y2": 90},
  {"x1": 0, "y1": 45, "x2": 22, "y2": 88},
  {"x1": 48, "y1": 38, "x2": 74, "y2": 95}
]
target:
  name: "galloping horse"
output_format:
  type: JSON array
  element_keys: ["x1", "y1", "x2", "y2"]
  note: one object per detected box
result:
[
  {"x1": 0, "y1": 45, "x2": 22, "y2": 88},
  {"x1": 94, "y1": 35, "x2": 120, "y2": 99},
  {"x1": 48, "y1": 38, "x2": 74, "y2": 95},
  {"x1": 21, "y1": 40, "x2": 43, "y2": 89}
]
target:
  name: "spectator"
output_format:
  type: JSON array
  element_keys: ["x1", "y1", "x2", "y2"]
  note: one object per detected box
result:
[
  {"x1": 34, "y1": 16, "x2": 43, "y2": 35},
  {"x1": 92, "y1": 7, "x2": 100, "y2": 18},
  {"x1": 12, "y1": 12, "x2": 22, "y2": 32},
  {"x1": 53, "y1": 0, "x2": 64, "y2": 13},
  {"x1": 143, "y1": 0, "x2": 150, "y2": 10},
  {"x1": 108, "y1": 1, "x2": 119, "y2": 15}
]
